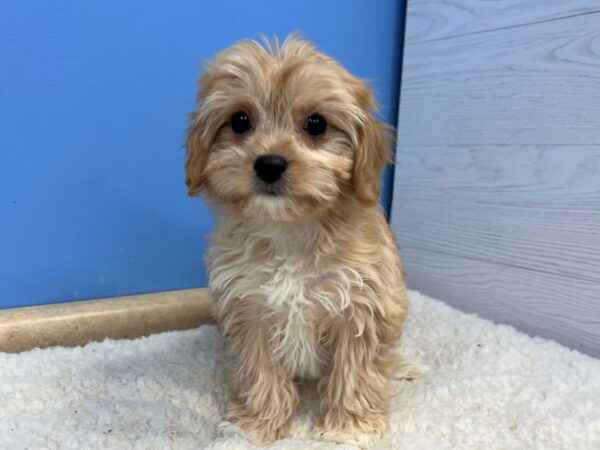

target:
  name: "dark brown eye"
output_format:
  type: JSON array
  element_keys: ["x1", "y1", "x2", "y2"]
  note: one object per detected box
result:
[
  {"x1": 231, "y1": 111, "x2": 251, "y2": 134},
  {"x1": 303, "y1": 114, "x2": 327, "y2": 136}
]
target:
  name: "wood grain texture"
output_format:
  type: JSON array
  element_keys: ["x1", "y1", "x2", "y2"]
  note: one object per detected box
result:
[
  {"x1": 393, "y1": 146, "x2": 600, "y2": 282},
  {"x1": 394, "y1": 1, "x2": 600, "y2": 356},
  {"x1": 400, "y1": 12, "x2": 600, "y2": 146},
  {"x1": 399, "y1": 247, "x2": 600, "y2": 356},
  {"x1": 406, "y1": 0, "x2": 599, "y2": 43}
]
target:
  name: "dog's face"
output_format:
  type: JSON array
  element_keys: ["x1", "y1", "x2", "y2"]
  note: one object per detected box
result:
[{"x1": 185, "y1": 37, "x2": 390, "y2": 221}]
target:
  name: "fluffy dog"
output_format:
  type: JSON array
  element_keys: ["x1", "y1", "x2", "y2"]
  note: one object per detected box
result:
[{"x1": 184, "y1": 36, "x2": 408, "y2": 447}]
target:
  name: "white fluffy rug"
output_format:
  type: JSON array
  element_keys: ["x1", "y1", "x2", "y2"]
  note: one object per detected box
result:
[{"x1": 1, "y1": 291, "x2": 599, "y2": 449}]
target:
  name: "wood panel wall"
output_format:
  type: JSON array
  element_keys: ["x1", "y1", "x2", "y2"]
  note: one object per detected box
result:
[{"x1": 392, "y1": 0, "x2": 600, "y2": 356}]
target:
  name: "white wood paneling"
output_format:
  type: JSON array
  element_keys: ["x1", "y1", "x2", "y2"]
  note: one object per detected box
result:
[
  {"x1": 407, "y1": 0, "x2": 599, "y2": 43},
  {"x1": 400, "y1": 13, "x2": 600, "y2": 146},
  {"x1": 394, "y1": 146, "x2": 600, "y2": 281},
  {"x1": 392, "y1": 145, "x2": 600, "y2": 355},
  {"x1": 393, "y1": 1, "x2": 600, "y2": 356},
  {"x1": 400, "y1": 247, "x2": 600, "y2": 356}
]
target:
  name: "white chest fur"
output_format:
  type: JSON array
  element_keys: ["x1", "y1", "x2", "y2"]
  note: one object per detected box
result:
[
  {"x1": 208, "y1": 220, "x2": 358, "y2": 379},
  {"x1": 261, "y1": 259, "x2": 325, "y2": 378}
]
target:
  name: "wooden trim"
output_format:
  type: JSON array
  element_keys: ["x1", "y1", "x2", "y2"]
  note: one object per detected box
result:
[{"x1": 0, "y1": 288, "x2": 214, "y2": 353}]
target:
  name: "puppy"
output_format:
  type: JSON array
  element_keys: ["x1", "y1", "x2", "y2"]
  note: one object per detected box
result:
[{"x1": 184, "y1": 36, "x2": 408, "y2": 447}]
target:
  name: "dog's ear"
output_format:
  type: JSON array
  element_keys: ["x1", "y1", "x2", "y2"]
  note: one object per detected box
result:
[
  {"x1": 352, "y1": 83, "x2": 393, "y2": 206},
  {"x1": 184, "y1": 113, "x2": 209, "y2": 197}
]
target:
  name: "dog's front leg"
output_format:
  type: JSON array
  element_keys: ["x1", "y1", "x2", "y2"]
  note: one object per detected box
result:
[
  {"x1": 225, "y1": 323, "x2": 298, "y2": 443},
  {"x1": 315, "y1": 312, "x2": 390, "y2": 448}
]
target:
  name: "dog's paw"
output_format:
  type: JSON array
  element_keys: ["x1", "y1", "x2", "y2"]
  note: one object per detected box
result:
[
  {"x1": 314, "y1": 413, "x2": 387, "y2": 449},
  {"x1": 218, "y1": 415, "x2": 289, "y2": 444}
]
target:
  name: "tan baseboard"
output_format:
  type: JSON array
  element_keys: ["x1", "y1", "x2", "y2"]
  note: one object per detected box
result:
[{"x1": 0, "y1": 288, "x2": 214, "y2": 353}]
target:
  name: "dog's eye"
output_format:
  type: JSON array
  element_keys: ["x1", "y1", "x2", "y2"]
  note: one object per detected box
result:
[
  {"x1": 231, "y1": 111, "x2": 251, "y2": 134},
  {"x1": 303, "y1": 114, "x2": 327, "y2": 136}
]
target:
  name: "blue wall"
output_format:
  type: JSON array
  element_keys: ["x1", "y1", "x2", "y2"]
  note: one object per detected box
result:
[{"x1": 0, "y1": 1, "x2": 404, "y2": 308}]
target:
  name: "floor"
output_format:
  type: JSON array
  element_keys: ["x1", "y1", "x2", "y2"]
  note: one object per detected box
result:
[{"x1": 1, "y1": 290, "x2": 599, "y2": 449}]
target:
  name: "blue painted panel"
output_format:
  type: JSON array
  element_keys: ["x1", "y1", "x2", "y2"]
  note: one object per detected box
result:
[{"x1": 0, "y1": 0, "x2": 403, "y2": 308}]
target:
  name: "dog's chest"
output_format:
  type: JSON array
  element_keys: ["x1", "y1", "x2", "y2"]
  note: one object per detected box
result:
[
  {"x1": 209, "y1": 223, "x2": 360, "y2": 378},
  {"x1": 210, "y1": 240, "x2": 348, "y2": 379},
  {"x1": 248, "y1": 259, "x2": 332, "y2": 379}
]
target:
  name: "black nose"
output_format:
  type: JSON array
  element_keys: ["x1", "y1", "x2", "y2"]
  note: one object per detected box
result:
[{"x1": 254, "y1": 155, "x2": 288, "y2": 183}]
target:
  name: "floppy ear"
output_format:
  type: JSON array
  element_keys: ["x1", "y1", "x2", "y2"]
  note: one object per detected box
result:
[
  {"x1": 184, "y1": 114, "x2": 209, "y2": 197},
  {"x1": 353, "y1": 115, "x2": 393, "y2": 206}
]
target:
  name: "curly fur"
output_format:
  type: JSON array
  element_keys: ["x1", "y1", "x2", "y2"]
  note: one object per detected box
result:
[{"x1": 185, "y1": 36, "x2": 408, "y2": 447}]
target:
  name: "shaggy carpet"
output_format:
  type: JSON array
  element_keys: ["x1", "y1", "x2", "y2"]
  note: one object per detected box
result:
[{"x1": 1, "y1": 291, "x2": 599, "y2": 449}]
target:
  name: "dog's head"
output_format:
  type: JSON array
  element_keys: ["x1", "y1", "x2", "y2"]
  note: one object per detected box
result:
[{"x1": 185, "y1": 37, "x2": 391, "y2": 221}]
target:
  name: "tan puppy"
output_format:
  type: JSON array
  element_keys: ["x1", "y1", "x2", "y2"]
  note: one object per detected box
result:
[{"x1": 184, "y1": 36, "x2": 408, "y2": 447}]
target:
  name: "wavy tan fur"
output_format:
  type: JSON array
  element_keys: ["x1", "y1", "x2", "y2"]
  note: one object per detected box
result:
[{"x1": 185, "y1": 36, "x2": 408, "y2": 447}]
